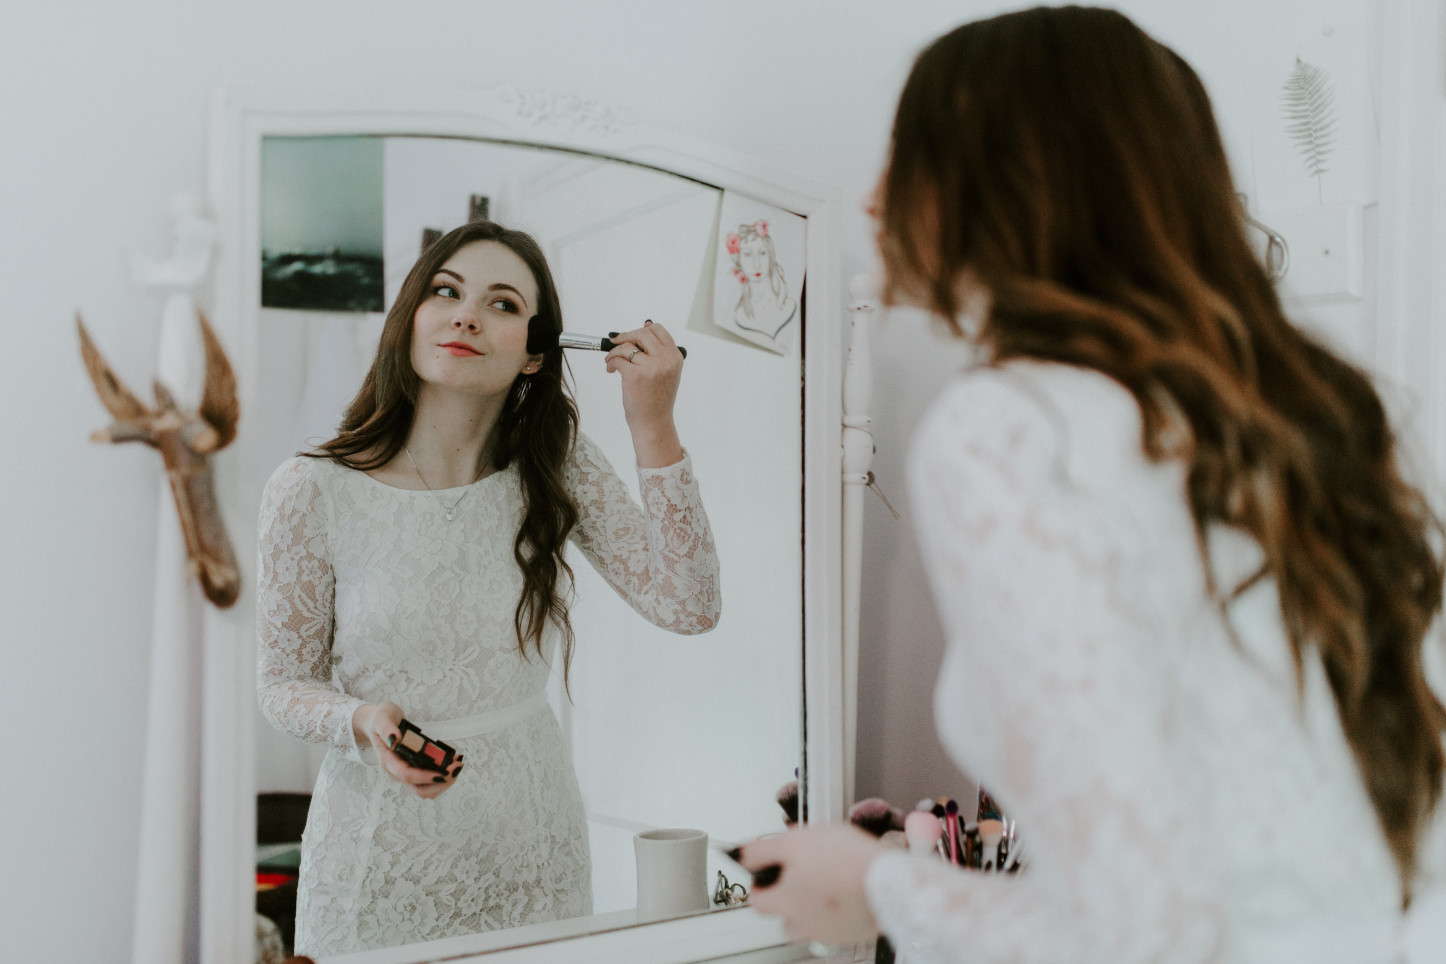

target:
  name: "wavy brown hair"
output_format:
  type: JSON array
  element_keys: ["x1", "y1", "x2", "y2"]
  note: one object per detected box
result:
[
  {"x1": 305, "y1": 220, "x2": 581, "y2": 682},
  {"x1": 880, "y1": 6, "x2": 1445, "y2": 901}
]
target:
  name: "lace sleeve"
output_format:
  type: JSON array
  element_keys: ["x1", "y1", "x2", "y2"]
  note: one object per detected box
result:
[
  {"x1": 566, "y1": 433, "x2": 721, "y2": 633},
  {"x1": 255, "y1": 458, "x2": 366, "y2": 754},
  {"x1": 866, "y1": 369, "x2": 1226, "y2": 963}
]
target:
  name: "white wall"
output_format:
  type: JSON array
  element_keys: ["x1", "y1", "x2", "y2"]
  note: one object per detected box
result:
[{"x1": 0, "y1": 1, "x2": 1379, "y2": 960}]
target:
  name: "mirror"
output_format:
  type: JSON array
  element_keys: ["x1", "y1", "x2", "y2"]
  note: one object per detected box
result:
[
  {"x1": 200, "y1": 86, "x2": 852, "y2": 964},
  {"x1": 253, "y1": 131, "x2": 801, "y2": 943}
]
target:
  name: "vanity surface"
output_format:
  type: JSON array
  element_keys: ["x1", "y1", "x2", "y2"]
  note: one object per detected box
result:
[{"x1": 318, "y1": 904, "x2": 825, "y2": 964}]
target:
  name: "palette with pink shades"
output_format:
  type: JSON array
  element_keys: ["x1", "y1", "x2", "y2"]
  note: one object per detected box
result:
[{"x1": 392, "y1": 719, "x2": 456, "y2": 774}]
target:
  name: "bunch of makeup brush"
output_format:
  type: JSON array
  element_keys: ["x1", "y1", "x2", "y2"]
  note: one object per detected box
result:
[
  {"x1": 848, "y1": 787, "x2": 1025, "y2": 874},
  {"x1": 848, "y1": 789, "x2": 1023, "y2": 964}
]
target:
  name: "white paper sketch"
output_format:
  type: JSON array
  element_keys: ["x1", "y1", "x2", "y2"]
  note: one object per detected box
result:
[{"x1": 712, "y1": 193, "x2": 804, "y2": 355}]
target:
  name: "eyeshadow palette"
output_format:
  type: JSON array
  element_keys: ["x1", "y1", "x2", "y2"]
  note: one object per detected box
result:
[{"x1": 392, "y1": 719, "x2": 456, "y2": 773}]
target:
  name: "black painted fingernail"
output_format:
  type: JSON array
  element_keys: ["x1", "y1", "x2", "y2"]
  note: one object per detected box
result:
[
  {"x1": 386, "y1": 735, "x2": 396, "y2": 749},
  {"x1": 751, "y1": 864, "x2": 782, "y2": 888},
  {"x1": 644, "y1": 319, "x2": 653, "y2": 326},
  {"x1": 432, "y1": 775, "x2": 445, "y2": 783},
  {"x1": 608, "y1": 331, "x2": 619, "y2": 338},
  {"x1": 725, "y1": 847, "x2": 743, "y2": 863}
]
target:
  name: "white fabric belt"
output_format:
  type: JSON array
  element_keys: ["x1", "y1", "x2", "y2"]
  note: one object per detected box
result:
[{"x1": 413, "y1": 689, "x2": 550, "y2": 742}]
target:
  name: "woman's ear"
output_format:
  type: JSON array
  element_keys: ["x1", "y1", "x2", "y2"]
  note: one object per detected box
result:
[{"x1": 523, "y1": 355, "x2": 544, "y2": 374}]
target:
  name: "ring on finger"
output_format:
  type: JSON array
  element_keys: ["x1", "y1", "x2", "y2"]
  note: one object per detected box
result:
[{"x1": 629, "y1": 348, "x2": 642, "y2": 361}]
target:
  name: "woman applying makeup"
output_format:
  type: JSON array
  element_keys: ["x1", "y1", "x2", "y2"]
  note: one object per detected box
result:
[
  {"x1": 741, "y1": 7, "x2": 1446, "y2": 962},
  {"x1": 256, "y1": 220, "x2": 720, "y2": 956}
]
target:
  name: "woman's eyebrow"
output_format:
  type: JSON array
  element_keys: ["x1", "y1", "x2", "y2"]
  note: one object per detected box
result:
[
  {"x1": 434, "y1": 270, "x2": 529, "y2": 309},
  {"x1": 488, "y1": 283, "x2": 529, "y2": 309}
]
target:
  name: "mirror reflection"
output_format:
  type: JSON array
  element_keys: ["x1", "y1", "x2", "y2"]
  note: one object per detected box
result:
[{"x1": 249, "y1": 136, "x2": 804, "y2": 957}]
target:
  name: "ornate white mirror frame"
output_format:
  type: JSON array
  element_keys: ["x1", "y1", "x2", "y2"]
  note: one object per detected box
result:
[{"x1": 184, "y1": 85, "x2": 861, "y2": 964}]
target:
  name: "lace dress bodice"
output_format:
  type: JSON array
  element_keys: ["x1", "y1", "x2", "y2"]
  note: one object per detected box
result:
[
  {"x1": 256, "y1": 432, "x2": 720, "y2": 956},
  {"x1": 866, "y1": 360, "x2": 1446, "y2": 963}
]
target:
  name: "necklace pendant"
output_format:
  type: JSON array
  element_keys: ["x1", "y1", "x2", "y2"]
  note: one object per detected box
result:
[{"x1": 446, "y1": 513, "x2": 454, "y2": 522}]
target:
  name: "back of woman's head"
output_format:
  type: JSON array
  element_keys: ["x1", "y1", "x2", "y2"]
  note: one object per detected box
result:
[
  {"x1": 881, "y1": 5, "x2": 1445, "y2": 901},
  {"x1": 881, "y1": 5, "x2": 1244, "y2": 329}
]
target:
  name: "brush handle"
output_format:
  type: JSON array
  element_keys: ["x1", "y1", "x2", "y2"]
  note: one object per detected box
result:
[
  {"x1": 608, "y1": 331, "x2": 687, "y2": 358},
  {"x1": 556, "y1": 332, "x2": 618, "y2": 353},
  {"x1": 978, "y1": 819, "x2": 1005, "y2": 872}
]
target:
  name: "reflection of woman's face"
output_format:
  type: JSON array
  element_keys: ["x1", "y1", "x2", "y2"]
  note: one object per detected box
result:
[
  {"x1": 410, "y1": 241, "x2": 540, "y2": 400},
  {"x1": 739, "y1": 238, "x2": 769, "y2": 283}
]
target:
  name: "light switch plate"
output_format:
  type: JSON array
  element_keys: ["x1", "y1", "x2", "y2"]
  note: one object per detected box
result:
[{"x1": 1265, "y1": 202, "x2": 1365, "y2": 302}]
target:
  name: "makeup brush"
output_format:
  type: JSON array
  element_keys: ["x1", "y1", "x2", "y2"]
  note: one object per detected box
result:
[
  {"x1": 978, "y1": 819, "x2": 1005, "y2": 872},
  {"x1": 1001, "y1": 832, "x2": 1024, "y2": 873},
  {"x1": 944, "y1": 800, "x2": 961, "y2": 866},
  {"x1": 526, "y1": 316, "x2": 687, "y2": 358},
  {"x1": 776, "y1": 779, "x2": 799, "y2": 827},
  {"x1": 848, "y1": 798, "x2": 905, "y2": 838},
  {"x1": 903, "y1": 810, "x2": 944, "y2": 857}
]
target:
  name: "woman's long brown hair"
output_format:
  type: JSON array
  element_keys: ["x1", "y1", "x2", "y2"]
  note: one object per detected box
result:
[
  {"x1": 881, "y1": 6, "x2": 1446, "y2": 901},
  {"x1": 304, "y1": 220, "x2": 581, "y2": 683}
]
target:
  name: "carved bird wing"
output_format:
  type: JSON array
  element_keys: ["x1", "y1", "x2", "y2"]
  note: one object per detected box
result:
[
  {"x1": 77, "y1": 313, "x2": 153, "y2": 425},
  {"x1": 196, "y1": 309, "x2": 239, "y2": 451}
]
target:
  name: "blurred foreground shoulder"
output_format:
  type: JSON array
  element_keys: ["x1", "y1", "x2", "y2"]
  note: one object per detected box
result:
[{"x1": 910, "y1": 359, "x2": 1149, "y2": 484}]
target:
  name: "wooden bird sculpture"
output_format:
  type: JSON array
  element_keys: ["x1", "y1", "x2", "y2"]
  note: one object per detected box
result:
[{"x1": 78, "y1": 309, "x2": 242, "y2": 608}]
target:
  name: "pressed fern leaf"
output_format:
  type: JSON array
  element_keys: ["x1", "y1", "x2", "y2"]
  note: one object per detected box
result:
[{"x1": 1280, "y1": 57, "x2": 1337, "y2": 179}]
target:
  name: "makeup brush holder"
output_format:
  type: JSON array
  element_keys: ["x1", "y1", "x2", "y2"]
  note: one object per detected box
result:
[{"x1": 633, "y1": 828, "x2": 709, "y2": 920}]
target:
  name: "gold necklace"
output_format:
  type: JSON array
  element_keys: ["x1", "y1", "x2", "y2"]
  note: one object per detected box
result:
[{"x1": 404, "y1": 445, "x2": 478, "y2": 522}]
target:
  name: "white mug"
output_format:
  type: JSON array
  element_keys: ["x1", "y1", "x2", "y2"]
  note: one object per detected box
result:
[{"x1": 633, "y1": 828, "x2": 709, "y2": 919}]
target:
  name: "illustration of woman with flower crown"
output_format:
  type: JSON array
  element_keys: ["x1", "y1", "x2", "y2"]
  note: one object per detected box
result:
[{"x1": 727, "y1": 220, "x2": 797, "y2": 344}]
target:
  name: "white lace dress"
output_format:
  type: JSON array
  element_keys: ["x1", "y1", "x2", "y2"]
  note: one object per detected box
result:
[
  {"x1": 256, "y1": 433, "x2": 720, "y2": 957},
  {"x1": 867, "y1": 360, "x2": 1446, "y2": 963}
]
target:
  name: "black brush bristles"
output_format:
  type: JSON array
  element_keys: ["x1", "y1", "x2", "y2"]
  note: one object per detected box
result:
[
  {"x1": 526, "y1": 314, "x2": 560, "y2": 355},
  {"x1": 776, "y1": 779, "x2": 799, "y2": 825},
  {"x1": 848, "y1": 798, "x2": 905, "y2": 838}
]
